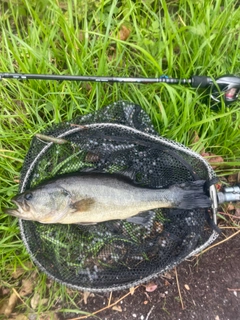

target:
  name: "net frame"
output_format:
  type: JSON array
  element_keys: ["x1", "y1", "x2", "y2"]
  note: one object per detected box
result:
[{"x1": 17, "y1": 101, "x2": 219, "y2": 292}]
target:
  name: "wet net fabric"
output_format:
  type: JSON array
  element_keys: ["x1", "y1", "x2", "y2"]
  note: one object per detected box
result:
[{"x1": 19, "y1": 101, "x2": 219, "y2": 291}]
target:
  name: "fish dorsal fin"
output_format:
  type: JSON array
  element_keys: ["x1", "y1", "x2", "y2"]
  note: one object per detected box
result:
[{"x1": 70, "y1": 198, "x2": 95, "y2": 212}]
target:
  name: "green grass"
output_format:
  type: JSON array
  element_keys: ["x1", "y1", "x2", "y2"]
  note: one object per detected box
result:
[{"x1": 0, "y1": 0, "x2": 240, "y2": 317}]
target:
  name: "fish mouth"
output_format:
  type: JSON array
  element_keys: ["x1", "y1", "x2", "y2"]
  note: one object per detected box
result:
[
  {"x1": 4, "y1": 200, "x2": 32, "y2": 220},
  {"x1": 4, "y1": 200, "x2": 20, "y2": 216}
]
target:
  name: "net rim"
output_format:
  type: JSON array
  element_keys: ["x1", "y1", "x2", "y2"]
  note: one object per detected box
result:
[{"x1": 18, "y1": 103, "x2": 218, "y2": 292}]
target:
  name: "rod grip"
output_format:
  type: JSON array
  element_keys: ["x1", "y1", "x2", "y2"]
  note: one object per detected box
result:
[{"x1": 191, "y1": 76, "x2": 212, "y2": 88}]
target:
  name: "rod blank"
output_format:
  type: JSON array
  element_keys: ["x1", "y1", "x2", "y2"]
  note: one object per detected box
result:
[{"x1": 0, "y1": 72, "x2": 192, "y2": 84}]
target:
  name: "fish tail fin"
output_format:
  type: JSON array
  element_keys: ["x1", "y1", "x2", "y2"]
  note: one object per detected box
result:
[{"x1": 176, "y1": 180, "x2": 212, "y2": 210}]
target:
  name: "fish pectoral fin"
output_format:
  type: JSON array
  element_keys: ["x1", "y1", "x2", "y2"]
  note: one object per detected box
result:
[{"x1": 70, "y1": 198, "x2": 95, "y2": 212}]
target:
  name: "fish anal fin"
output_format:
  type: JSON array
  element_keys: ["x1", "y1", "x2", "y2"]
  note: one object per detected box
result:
[
  {"x1": 126, "y1": 210, "x2": 156, "y2": 226},
  {"x1": 71, "y1": 198, "x2": 95, "y2": 212},
  {"x1": 75, "y1": 222, "x2": 97, "y2": 225}
]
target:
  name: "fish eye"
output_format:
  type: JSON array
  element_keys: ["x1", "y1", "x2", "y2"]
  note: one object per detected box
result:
[{"x1": 24, "y1": 192, "x2": 33, "y2": 201}]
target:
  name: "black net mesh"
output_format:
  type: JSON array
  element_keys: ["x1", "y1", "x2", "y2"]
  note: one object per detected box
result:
[{"x1": 19, "y1": 101, "x2": 218, "y2": 291}]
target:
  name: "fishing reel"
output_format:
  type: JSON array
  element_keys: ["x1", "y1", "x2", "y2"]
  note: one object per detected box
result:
[
  {"x1": 210, "y1": 75, "x2": 240, "y2": 106},
  {"x1": 190, "y1": 74, "x2": 240, "y2": 107}
]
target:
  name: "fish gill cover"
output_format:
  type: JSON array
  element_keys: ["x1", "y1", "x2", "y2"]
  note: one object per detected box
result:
[{"x1": 18, "y1": 101, "x2": 218, "y2": 291}]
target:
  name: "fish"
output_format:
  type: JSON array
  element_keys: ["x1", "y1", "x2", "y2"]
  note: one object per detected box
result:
[{"x1": 5, "y1": 173, "x2": 212, "y2": 225}]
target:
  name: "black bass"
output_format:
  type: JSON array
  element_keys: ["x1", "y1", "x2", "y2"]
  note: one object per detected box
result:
[{"x1": 5, "y1": 173, "x2": 211, "y2": 224}]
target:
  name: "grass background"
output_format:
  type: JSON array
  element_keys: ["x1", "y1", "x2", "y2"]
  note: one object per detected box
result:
[{"x1": 0, "y1": 0, "x2": 240, "y2": 318}]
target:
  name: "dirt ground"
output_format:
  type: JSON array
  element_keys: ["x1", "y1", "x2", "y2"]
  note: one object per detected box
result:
[
  {"x1": 63, "y1": 231, "x2": 240, "y2": 320},
  {"x1": 2, "y1": 176, "x2": 239, "y2": 320},
  {"x1": 1, "y1": 230, "x2": 239, "y2": 320}
]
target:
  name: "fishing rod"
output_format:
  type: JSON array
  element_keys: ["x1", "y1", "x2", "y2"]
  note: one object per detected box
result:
[{"x1": 0, "y1": 72, "x2": 240, "y2": 106}]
